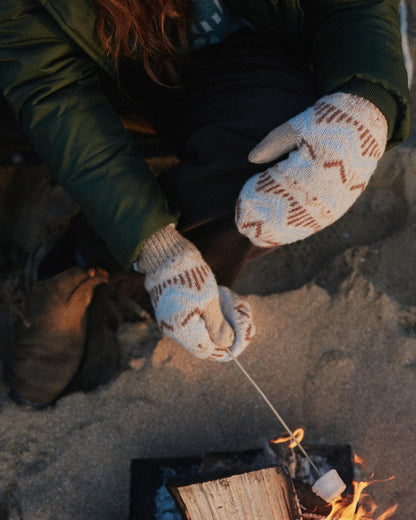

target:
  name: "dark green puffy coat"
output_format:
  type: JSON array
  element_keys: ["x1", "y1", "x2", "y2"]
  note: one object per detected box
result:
[{"x1": 0, "y1": 0, "x2": 410, "y2": 268}]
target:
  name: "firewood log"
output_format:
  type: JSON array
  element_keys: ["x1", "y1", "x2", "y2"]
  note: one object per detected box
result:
[{"x1": 168, "y1": 466, "x2": 302, "y2": 520}]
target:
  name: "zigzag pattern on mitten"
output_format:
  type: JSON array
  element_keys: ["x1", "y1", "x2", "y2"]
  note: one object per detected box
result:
[
  {"x1": 253, "y1": 170, "x2": 322, "y2": 231},
  {"x1": 145, "y1": 254, "x2": 218, "y2": 326},
  {"x1": 236, "y1": 196, "x2": 283, "y2": 247},
  {"x1": 236, "y1": 93, "x2": 388, "y2": 247},
  {"x1": 313, "y1": 99, "x2": 384, "y2": 159},
  {"x1": 148, "y1": 262, "x2": 212, "y2": 308}
]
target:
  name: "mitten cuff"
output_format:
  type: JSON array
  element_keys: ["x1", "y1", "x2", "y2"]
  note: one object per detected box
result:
[
  {"x1": 134, "y1": 225, "x2": 195, "y2": 273},
  {"x1": 322, "y1": 92, "x2": 388, "y2": 153},
  {"x1": 338, "y1": 78, "x2": 398, "y2": 144}
]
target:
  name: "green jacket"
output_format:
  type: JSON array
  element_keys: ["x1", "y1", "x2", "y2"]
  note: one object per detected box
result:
[{"x1": 0, "y1": 0, "x2": 411, "y2": 268}]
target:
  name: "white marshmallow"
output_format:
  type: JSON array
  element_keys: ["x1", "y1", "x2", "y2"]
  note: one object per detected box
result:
[{"x1": 312, "y1": 469, "x2": 346, "y2": 502}]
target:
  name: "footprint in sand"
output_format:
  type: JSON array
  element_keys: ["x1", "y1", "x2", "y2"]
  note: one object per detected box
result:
[
  {"x1": 397, "y1": 312, "x2": 416, "y2": 370},
  {"x1": 303, "y1": 349, "x2": 357, "y2": 431}
]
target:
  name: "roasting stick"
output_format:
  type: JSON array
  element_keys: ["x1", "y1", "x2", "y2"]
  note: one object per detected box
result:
[
  {"x1": 226, "y1": 347, "x2": 347, "y2": 502},
  {"x1": 225, "y1": 347, "x2": 321, "y2": 477}
]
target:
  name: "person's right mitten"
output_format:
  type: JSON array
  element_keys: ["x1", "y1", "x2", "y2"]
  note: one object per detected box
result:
[{"x1": 135, "y1": 225, "x2": 255, "y2": 361}]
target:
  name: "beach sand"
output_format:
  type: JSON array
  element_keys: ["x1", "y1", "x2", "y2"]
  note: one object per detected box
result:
[{"x1": 0, "y1": 4, "x2": 415, "y2": 518}]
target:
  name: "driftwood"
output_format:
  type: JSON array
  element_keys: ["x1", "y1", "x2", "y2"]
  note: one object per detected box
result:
[{"x1": 168, "y1": 466, "x2": 303, "y2": 520}]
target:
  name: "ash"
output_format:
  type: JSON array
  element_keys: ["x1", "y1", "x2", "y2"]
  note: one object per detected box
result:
[
  {"x1": 259, "y1": 440, "x2": 333, "y2": 485},
  {"x1": 296, "y1": 454, "x2": 332, "y2": 486},
  {"x1": 154, "y1": 468, "x2": 182, "y2": 520}
]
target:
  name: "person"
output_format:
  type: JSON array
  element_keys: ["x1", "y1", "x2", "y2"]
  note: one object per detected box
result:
[{"x1": 0, "y1": 0, "x2": 411, "y2": 407}]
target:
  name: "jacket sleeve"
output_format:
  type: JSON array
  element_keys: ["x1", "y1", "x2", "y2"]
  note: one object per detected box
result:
[
  {"x1": 301, "y1": 0, "x2": 411, "y2": 148},
  {"x1": 0, "y1": 0, "x2": 178, "y2": 269}
]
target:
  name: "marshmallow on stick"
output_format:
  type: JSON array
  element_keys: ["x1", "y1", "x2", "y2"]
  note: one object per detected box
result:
[{"x1": 312, "y1": 469, "x2": 347, "y2": 502}]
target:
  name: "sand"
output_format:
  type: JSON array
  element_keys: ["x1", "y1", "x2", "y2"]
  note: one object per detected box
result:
[{"x1": 0, "y1": 4, "x2": 415, "y2": 519}]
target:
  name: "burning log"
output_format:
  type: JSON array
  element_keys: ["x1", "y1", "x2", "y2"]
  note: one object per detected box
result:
[{"x1": 168, "y1": 466, "x2": 302, "y2": 520}]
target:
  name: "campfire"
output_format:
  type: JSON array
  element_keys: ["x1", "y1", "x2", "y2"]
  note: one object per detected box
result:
[{"x1": 130, "y1": 436, "x2": 398, "y2": 520}]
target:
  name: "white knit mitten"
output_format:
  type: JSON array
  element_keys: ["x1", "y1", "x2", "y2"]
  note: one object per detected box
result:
[
  {"x1": 135, "y1": 226, "x2": 255, "y2": 361},
  {"x1": 218, "y1": 286, "x2": 255, "y2": 359},
  {"x1": 236, "y1": 93, "x2": 388, "y2": 247}
]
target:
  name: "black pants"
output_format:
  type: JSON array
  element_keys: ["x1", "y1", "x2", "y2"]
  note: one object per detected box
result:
[{"x1": 66, "y1": 29, "x2": 317, "y2": 307}]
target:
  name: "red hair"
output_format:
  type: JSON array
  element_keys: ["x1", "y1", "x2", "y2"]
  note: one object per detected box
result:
[{"x1": 95, "y1": 0, "x2": 193, "y2": 85}]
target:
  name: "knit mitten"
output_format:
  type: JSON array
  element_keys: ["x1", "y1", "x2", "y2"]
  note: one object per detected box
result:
[
  {"x1": 235, "y1": 92, "x2": 388, "y2": 247},
  {"x1": 135, "y1": 226, "x2": 255, "y2": 361},
  {"x1": 218, "y1": 286, "x2": 255, "y2": 359}
]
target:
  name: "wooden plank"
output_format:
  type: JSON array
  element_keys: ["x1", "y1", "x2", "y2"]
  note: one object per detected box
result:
[{"x1": 169, "y1": 466, "x2": 302, "y2": 520}]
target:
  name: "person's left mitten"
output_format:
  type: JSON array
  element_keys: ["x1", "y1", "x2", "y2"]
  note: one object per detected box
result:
[
  {"x1": 135, "y1": 225, "x2": 254, "y2": 361},
  {"x1": 236, "y1": 92, "x2": 388, "y2": 247}
]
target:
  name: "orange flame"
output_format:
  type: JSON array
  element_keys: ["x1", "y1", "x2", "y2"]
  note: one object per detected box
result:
[
  {"x1": 270, "y1": 427, "x2": 305, "y2": 449},
  {"x1": 327, "y1": 476, "x2": 397, "y2": 520},
  {"x1": 354, "y1": 454, "x2": 365, "y2": 466}
]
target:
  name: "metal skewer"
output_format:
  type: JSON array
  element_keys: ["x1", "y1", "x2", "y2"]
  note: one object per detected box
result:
[{"x1": 226, "y1": 347, "x2": 322, "y2": 478}]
